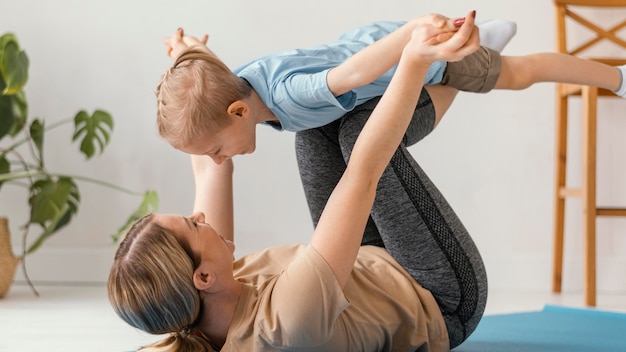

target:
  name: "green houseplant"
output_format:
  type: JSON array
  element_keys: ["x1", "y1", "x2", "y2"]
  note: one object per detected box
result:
[{"x1": 0, "y1": 32, "x2": 159, "y2": 297}]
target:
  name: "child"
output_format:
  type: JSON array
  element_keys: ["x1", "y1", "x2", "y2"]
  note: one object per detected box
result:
[{"x1": 156, "y1": 14, "x2": 625, "y2": 165}]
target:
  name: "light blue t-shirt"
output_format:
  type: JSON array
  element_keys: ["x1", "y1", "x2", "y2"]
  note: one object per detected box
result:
[{"x1": 233, "y1": 21, "x2": 447, "y2": 132}]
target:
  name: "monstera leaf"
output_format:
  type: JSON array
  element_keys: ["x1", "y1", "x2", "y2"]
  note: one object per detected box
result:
[{"x1": 72, "y1": 109, "x2": 114, "y2": 159}]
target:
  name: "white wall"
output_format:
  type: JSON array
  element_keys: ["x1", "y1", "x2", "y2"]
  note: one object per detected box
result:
[{"x1": 1, "y1": 0, "x2": 625, "y2": 294}]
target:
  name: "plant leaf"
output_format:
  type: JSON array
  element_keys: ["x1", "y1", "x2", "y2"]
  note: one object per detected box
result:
[
  {"x1": 111, "y1": 190, "x2": 159, "y2": 242},
  {"x1": 7, "y1": 90, "x2": 28, "y2": 137},
  {"x1": 26, "y1": 207, "x2": 73, "y2": 255},
  {"x1": 26, "y1": 176, "x2": 80, "y2": 254},
  {"x1": 72, "y1": 109, "x2": 114, "y2": 159},
  {"x1": 0, "y1": 34, "x2": 29, "y2": 95},
  {"x1": 0, "y1": 93, "x2": 14, "y2": 139},
  {"x1": 29, "y1": 118, "x2": 44, "y2": 167},
  {"x1": 0, "y1": 154, "x2": 9, "y2": 190}
]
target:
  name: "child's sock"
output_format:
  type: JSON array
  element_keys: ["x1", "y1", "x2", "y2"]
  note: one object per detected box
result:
[
  {"x1": 477, "y1": 19, "x2": 517, "y2": 52},
  {"x1": 614, "y1": 65, "x2": 626, "y2": 97}
]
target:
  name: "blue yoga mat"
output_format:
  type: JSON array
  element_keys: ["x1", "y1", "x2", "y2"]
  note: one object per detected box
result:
[{"x1": 456, "y1": 305, "x2": 626, "y2": 352}]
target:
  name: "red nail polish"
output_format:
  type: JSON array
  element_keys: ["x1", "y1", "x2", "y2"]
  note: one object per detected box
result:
[
  {"x1": 471, "y1": 10, "x2": 476, "y2": 19},
  {"x1": 453, "y1": 18, "x2": 465, "y2": 26}
]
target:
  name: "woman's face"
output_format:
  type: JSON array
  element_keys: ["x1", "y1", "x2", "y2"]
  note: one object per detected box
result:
[{"x1": 154, "y1": 212, "x2": 235, "y2": 268}]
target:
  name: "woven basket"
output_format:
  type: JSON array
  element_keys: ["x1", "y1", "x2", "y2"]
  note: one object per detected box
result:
[{"x1": 0, "y1": 217, "x2": 21, "y2": 298}]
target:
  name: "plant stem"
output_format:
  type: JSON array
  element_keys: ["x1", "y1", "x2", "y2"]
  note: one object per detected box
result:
[
  {"x1": 0, "y1": 171, "x2": 144, "y2": 196},
  {"x1": 20, "y1": 258, "x2": 39, "y2": 297},
  {"x1": 20, "y1": 228, "x2": 39, "y2": 297},
  {"x1": 3, "y1": 117, "x2": 73, "y2": 152},
  {"x1": 67, "y1": 174, "x2": 145, "y2": 196}
]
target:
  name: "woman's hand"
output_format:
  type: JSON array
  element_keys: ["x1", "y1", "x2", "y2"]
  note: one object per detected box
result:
[{"x1": 164, "y1": 28, "x2": 209, "y2": 59}]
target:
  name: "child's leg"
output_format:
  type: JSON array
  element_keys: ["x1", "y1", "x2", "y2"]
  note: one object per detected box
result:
[
  {"x1": 495, "y1": 53, "x2": 625, "y2": 95},
  {"x1": 441, "y1": 48, "x2": 626, "y2": 97},
  {"x1": 440, "y1": 46, "x2": 502, "y2": 94},
  {"x1": 424, "y1": 84, "x2": 460, "y2": 127}
]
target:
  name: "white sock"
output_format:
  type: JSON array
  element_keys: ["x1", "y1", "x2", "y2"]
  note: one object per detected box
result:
[
  {"x1": 477, "y1": 19, "x2": 517, "y2": 52},
  {"x1": 615, "y1": 65, "x2": 626, "y2": 98}
]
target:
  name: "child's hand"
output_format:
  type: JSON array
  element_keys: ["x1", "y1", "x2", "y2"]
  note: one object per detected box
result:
[{"x1": 164, "y1": 28, "x2": 209, "y2": 59}]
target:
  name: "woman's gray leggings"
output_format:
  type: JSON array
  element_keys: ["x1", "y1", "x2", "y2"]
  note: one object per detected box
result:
[{"x1": 295, "y1": 91, "x2": 488, "y2": 349}]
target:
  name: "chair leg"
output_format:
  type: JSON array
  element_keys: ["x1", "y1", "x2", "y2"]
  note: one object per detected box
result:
[
  {"x1": 581, "y1": 86, "x2": 598, "y2": 307},
  {"x1": 552, "y1": 92, "x2": 568, "y2": 293}
]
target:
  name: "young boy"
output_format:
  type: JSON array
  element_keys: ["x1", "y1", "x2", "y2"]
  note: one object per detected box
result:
[
  {"x1": 157, "y1": 15, "x2": 510, "y2": 160},
  {"x1": 156, "y1": 14, "x2": 625, "y2": 166},
  {"x1": 157, "y1": 16, "x2": 626, "y2": 162}
]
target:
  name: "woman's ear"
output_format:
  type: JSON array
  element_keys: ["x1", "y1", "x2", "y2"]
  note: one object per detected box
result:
[
  {"x1": 192, "y1": 263, "x2": 216, "y2": 291},
  {"x1": 226, "y1": 100, "x2": 249, "y2": 119}
]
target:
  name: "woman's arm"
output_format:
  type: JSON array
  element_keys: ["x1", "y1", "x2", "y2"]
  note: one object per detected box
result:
[
  {"x1": 310, "y1": 11, "x2": 479, "y2": 288},
  {"x1": 326, "y1": 14, "x2": 463, "y2": 97},
  {"x1": 191, "y1": 155, "x2": 234, "y2": 242}
]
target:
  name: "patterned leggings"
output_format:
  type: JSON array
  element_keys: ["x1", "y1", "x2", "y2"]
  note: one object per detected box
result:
[{"x1": 295, "y1": 91, "x2": 488, "y2": 349}]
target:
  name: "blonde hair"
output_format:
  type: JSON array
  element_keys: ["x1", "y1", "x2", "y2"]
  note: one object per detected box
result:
[
  {"x1": 108, "y1": 214, "x2": 215, "y2": 352},
  {"x1": 155, "y1": 48, "x2": 252, "y2": 149}
]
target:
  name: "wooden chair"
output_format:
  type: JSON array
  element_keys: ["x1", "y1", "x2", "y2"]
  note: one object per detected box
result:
[{"x1": 552, "y1": 0, "x2": 626, "y2": 306}]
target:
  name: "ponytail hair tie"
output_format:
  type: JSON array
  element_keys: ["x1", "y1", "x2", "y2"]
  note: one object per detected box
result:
[{"x1": 178, "y1": 325, "x2": 192, "y2": 339}]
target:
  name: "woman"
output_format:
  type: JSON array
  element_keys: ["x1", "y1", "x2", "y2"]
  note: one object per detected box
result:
[{"x1": 109, "y1": 11, "x2": 484, "y2": 351}]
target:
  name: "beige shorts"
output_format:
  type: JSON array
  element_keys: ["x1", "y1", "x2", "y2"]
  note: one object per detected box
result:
[{"x1": 439, "y1": 46, "x2": 502, "y2": 93}]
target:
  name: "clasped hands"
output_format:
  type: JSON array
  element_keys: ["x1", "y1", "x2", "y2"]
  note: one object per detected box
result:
[
  {"x1": 163, "y1": 10, "x2": 480, "y2": 65},
  {"x1": 407, "y1": 10, "x2": 480, "y2": 65}
]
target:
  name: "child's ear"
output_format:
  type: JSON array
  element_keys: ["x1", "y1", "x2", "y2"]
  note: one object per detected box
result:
[
  {"x1": 227, "y1": 100, "x2": 249, "y2": 119},
  {"x1": 192, "y1": 263, "x2": 216, "y2": 292}
]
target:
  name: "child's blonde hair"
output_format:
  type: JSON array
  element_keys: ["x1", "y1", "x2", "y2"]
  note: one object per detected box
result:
[{"x1": 156, "y1": 48, "x2": 252, "y2": 149}]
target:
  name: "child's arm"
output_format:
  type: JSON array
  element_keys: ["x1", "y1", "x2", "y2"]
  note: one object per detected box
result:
[
  {"x1": 310, "y1": 11, "x2": 478, "y2": 288},
  {"x1": 191, "y1": 155, "x2": 234, "y2": 243},
  {"x1": 326, "y1": 14, "x2": 464, "y2": 97}
]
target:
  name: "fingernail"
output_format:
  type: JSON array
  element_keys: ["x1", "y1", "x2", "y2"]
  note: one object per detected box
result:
[
  {"x1": 453, "y1": 18, "x2": 465, "y2": 27},
  {"x1": 471, "y1": 10, "x2": 476, "y2": 19}
]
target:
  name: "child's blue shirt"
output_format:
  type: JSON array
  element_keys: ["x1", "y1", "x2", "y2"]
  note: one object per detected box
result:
[{"x1": 233, "y1": 21, "x2": 447, "y2": 132}]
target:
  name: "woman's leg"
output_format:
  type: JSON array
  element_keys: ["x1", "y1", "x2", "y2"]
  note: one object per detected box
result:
[
  {"x1": 296, "y1": 117, "x2": 384, "y2": 247},
  {"x1": 295, "y1": 85, "x2": 456, "y2": 247},
  {"x1": 296, "y1": 88, "x2": 486, "y2": 348}
]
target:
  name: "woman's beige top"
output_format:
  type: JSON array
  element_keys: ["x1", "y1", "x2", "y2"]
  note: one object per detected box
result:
[{"x1": 223, "y1": 244, "x2": 449, "y2": 352}]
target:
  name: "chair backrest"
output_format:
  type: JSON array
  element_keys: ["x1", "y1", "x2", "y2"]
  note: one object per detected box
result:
[{"x1": 553, "y1": 0, "x2": 626, "y2": 59}]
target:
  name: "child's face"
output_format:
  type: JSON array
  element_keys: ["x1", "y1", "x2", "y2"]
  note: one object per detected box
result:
[{"x1": 179, "y1": 116, "x2": 257, "y2": 164}]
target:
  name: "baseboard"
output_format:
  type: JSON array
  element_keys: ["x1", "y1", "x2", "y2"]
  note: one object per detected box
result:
[
  {"x1": 12, "y1": 247, "x2": 626, "y2": 293},
  {"x1": 12, "y1": 245, "x2": 261, "y2": 284},
  {"x1": 12, "y1": 246, "x2": 118, "y2": 284},
  {"x1": 483, "y1": 252, "x2": 626, "y2": 292}
]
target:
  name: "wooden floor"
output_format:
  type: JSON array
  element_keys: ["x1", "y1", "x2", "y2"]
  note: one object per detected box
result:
[{"x1": 1, "y1": 284, "x2": 625, "y2": 352}]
